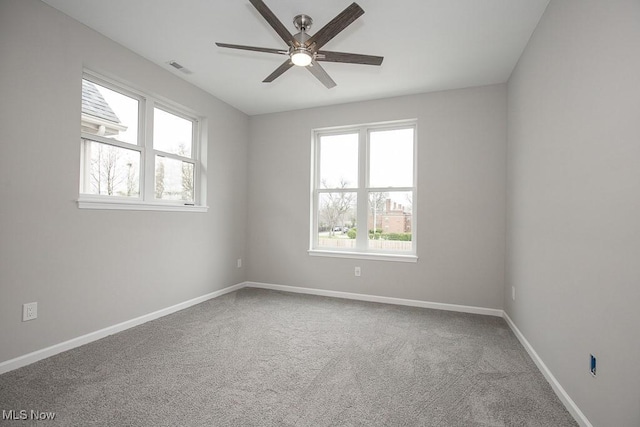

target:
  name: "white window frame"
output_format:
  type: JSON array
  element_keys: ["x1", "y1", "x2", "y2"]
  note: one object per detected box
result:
[
  {"x1": 309, "y1": 120, "x2": 418, "y2": 262},
  {"x1": 78, "y1": 70, "x2": 207, "y2": 212}
]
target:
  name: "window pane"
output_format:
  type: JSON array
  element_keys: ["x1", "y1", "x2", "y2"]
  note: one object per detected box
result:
[
  {"x1": 81, "y1": 79, "x2": 138, "y2": 145},
  {"x1": 155, "y1": 156, "x2": 194, "y2": 202},
  {"x1": 317, "y1": 192, "x2": 357, "y2": 249},
  {"x1": 82, "y1": 141, "x2": 140, "y2": 197},
  {"x1": 368, "y1": 191, "x2": 412, "y2": 251},
  {"x1": 153, "y1": 108, "x2": 193, "y2": 157},
  {"x1": 369, "y1": 128, "x2": 414, "y2": 188},
  {"x1": 319, "y1": 133, "x2": 358, "y2": 189}
]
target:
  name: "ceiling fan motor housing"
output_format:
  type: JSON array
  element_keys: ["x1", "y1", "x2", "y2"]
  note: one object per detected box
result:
[{"x1": 293, "y1": 14, "x2": 313, "y2": 32}]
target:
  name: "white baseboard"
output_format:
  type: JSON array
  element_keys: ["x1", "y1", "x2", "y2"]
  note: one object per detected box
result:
[
  {"x1": 246, "y1": 281, "x2": 504, "y2": 317},
  {"x1": 0, "y1": 282, "x2": 245, "y2": 375},
  {"x1": 503, "y1": 312, "x2": 592, "y2": 427}
]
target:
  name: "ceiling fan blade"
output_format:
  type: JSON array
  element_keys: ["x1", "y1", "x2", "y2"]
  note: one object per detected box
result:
[
  {"x1": 249, "y1": 0, "x2": 299, "y2": 48},
  {"x1": 307, "y1": 61, "x2": 337, "y2": 89},
  {"x1": 317, "y1": 50, "x2": 383, "y2": 66},
  {"x1": 216, "y1": 42, "x2": 287, "y2": 55},
  {"x1": 263, "y1": 59, "x2": 294, "y2": 83},
  {"x1": 305, "y1": 3, "x2": 364, "y2": 50}
]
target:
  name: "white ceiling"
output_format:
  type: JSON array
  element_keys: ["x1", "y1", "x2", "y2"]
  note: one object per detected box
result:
[{"x1": 42, "y1": 0, "x2": 549, "y2": 116}]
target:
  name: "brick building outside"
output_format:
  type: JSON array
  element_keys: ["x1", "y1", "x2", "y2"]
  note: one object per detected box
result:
[{"x1": 368, "y1": 199, "x2": 412, "y2": 234}]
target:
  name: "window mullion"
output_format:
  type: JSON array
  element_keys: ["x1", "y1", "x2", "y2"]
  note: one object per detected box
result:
[
  {"x1": 142, "y1": 99, "x2": 154, "y2": 201},
  {"x1": 316, "y1": 188, "x2": 356, "y2": 194},
  {"x1": 80, "y1": 139, "x2": 90, "y2": 193},
  {"x1": 367, "y1": 187, "x2": 413, "y2": 193},
  {"x1": 154, "y1": 151, "x2": 195, "y2": 164},
  {"x1": 355, "y1": 127, "x2": 368, "y2": 249},
  {"x1": 310, "y1": 135, "x2": 319, "y2": 250},
  {"x1": 80, "y1": 134, "x2": 142, "y2": 151},
  {"x1": 192, "y1": 120, "x2": 201, "y2": 205}
]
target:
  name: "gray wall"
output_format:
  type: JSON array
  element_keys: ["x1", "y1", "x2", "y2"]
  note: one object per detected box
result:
[
  {"x1": 506, "y1": 0, "x2": 640, "y2": 426},
  {"x1": 0, "y1": 0, "x2": 249, "y2": 364},
  {"x1": 248, "y1": 85, "x2": 507, "y2": 309},
  {"x1": 5, "y1": 0, "x2": 636, "y2": 424}
]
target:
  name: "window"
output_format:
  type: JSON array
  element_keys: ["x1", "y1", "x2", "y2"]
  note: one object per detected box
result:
[
  {"x1": 79, "y1": 71, "x2": 205, "y2": 211},
  {"x1": 310, "y1": 121, "x2": 417, "y2": 262}
]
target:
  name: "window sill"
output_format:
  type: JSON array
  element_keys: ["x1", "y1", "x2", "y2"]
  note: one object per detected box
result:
[
  {"x1": 77, "y1": 198, "x2": 208, "y2": 212},
  {"x1": 308, "y1": 249, "x2": 418, "y2": 263}
]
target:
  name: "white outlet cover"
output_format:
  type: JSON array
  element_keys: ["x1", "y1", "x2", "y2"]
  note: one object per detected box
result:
[{"x1": 23, "y1": 302, "x2": 38, "y2": 321}]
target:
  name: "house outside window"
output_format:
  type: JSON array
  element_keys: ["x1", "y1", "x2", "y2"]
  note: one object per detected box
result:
[
  {"x1": 310, "y1": 121, "x2": 417, "y2": 262},
  {"x1": 78, "y1": 71, "x2": 205, "y2": 212}
]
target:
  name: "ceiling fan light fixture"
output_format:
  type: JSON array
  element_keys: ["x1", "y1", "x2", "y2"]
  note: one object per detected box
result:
[{"x1": 291, "y1": 49, "x2": 312, "y2": 67}]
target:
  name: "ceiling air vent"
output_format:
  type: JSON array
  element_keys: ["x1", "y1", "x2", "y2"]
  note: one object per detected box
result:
[{"x1": 167, "y1": 60, "x2": 193, "y2": 74}]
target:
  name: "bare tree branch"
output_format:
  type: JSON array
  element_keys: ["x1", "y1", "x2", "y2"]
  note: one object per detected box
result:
[{"x1": 320, "y1": 178, "x2": 354, "y2": 236}]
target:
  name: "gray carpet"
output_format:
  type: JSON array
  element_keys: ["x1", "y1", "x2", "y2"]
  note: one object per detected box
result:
[{"x1": 0, "y1": 288, "x2": 576, "y2": 426}]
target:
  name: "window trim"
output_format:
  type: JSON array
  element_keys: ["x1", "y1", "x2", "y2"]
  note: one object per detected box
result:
[
  {"x1": 77, "y1": 196, "x2": 207, "y2": 212},
  {"x1": 309, "y1": 119, "x2": 418, "y2": 262},
  {"x1": 78, "y1": 70, "x2": 207, "y2": 212}
]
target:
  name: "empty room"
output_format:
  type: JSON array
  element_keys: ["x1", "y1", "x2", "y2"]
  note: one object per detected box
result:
[{"x1": 0, "y1": 0, "x2": 638, "y2": 426}]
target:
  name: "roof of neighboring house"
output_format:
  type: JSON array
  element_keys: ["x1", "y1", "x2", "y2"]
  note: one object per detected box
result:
[{"x1": 81, "y1": 80, "x2": 120, "y2": 124}]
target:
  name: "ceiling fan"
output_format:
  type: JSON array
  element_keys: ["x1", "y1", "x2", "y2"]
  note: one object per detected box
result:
[{"x1": 216, "y1": 0, "x2": 383, "y2": 89}]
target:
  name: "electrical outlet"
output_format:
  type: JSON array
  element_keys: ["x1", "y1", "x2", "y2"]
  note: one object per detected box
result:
[
  {"x1": 237, "y1": 258, "x2": 242, "y2": 268},
  {"x1": 23, "y1": 302, "x2": 37, "y2": 321},
  {"x1": 354, "y1": 266, "x2": 361, "y2": 277},
  {"x1": 590, "y1": 354, "x2": 597, "y2": 377},
  {"x1": 512, "y1": 286, "x2": 516, "y2": 301}
]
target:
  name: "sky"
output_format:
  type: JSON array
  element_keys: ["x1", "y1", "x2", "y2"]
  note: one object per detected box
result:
[
  {"x1": 319, "y1": 127, "x2": 414, "y2": 209},
  {"x1": 95, "y1": 82, "x2": 192, "y2": 157},
  {"x1": 96, "y1": 83, "x2": 138, "y2": 144}
]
